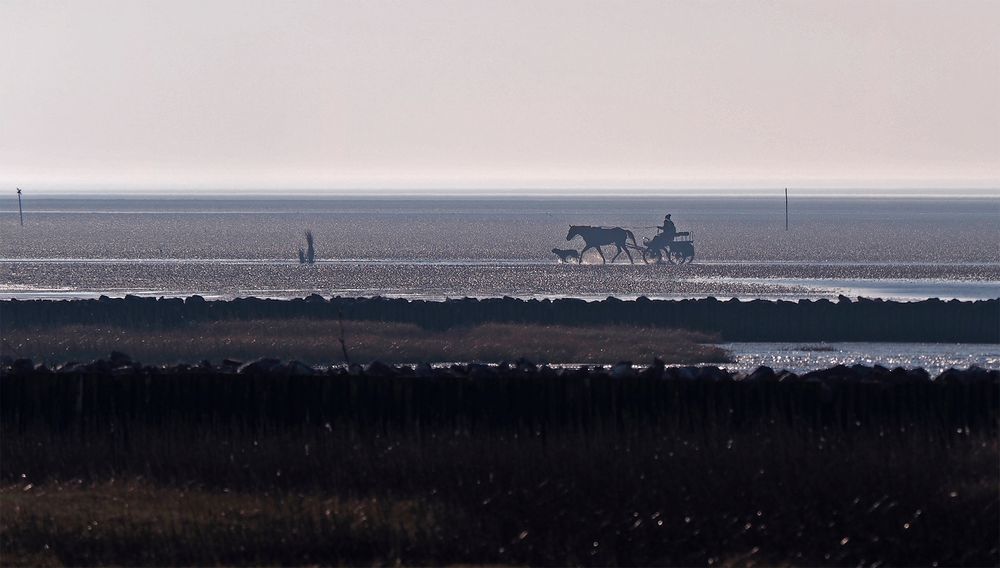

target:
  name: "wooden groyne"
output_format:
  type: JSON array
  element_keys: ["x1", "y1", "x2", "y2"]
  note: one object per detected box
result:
[{"x1": 2, "y1": 295, "x2": 997, "y2": 342}]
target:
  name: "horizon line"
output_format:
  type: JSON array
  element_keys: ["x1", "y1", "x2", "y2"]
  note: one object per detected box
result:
[{"x1": 10, "y1": 186, "x2": 1000, "y2": 199}]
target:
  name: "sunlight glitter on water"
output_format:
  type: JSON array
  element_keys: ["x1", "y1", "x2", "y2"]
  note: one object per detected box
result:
[{"x1": 718, "y1": 343, "x2": 1000, "y2": 375}]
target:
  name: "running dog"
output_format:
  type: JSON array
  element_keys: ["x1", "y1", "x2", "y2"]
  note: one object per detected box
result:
[{"x1": 551, "y1": 248, "x2": 581, "y2": 263}]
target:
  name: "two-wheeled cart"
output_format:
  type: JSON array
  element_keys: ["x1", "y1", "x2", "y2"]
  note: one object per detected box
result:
[{"x1": 637, "y1": 231, "x2": 695, "y2": 264}]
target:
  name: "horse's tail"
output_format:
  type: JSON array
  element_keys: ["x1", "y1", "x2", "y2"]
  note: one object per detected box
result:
[{"x1": 625, "y1": 229, "x2": 637, "y2": 247}]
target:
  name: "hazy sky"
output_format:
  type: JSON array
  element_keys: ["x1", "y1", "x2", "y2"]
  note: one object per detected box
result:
[{"x1": 1, "y1": 0, "x2": 998, "y2": 193}]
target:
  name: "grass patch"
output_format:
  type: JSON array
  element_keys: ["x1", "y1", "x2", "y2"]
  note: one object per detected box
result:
[
  {"x1": 1, "y1": 320, "x2": 729, "y2": 365},
  {"x1": 1, "y1": 482, "x2": 443, "y2": 567},
  {"x1": 2, "y1": 433, "x2": 996, "y2": 566}
]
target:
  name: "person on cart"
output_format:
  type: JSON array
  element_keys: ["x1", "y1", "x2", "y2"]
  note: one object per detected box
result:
[
  {"x1": 657, "y1": 214, "x2": 677, "y2": 241},
  {"x1": 648, "y1": 214, "x2": 677, "y2": 250},
  {"x1": 642, "y1": 213, "x2": 695, "y2": 265}
]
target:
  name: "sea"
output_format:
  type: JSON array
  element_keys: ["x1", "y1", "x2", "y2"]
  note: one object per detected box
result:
[{"x1": 3, "y1": 194, "x2": 997, "y2": 369}]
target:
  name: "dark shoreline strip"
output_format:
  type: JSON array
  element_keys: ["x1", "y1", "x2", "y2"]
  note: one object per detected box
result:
[{"x1": 2, "y1": 295, "x2": 998, "y2": 342}]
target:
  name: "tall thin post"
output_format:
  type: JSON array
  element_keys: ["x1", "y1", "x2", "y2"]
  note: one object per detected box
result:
[
  {"x1": 784, "y1": 187, "x2": 788, "y2": 231},
  {"x1": 16, "y1": 188, "x2": 23, "y2": 227}
]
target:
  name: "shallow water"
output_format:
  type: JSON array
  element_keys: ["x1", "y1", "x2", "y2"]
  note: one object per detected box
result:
[
  {"x1": 717, "y1": 342, "x2": 1000, "y2": 376},
  {"x1": 442, "y1": 343, "x2": 999, "y2": 375},
  {"x1": 2, "y1": 196, "x2": 998, "y2": 301}
]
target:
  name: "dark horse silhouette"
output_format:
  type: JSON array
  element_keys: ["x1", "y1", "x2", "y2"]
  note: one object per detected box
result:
[{"x1": 566, "y1": 225, "x2": 638, "y2": 264}]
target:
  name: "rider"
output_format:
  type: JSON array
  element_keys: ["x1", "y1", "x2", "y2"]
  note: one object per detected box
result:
[{"x1": 657, "y1": 214, "x2": 677, "y2": 242}]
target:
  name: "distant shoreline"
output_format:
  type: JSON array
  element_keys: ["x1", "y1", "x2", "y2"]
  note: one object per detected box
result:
[{"x1": 9, "y1": 189, "x2": 1000, "y2": 200}]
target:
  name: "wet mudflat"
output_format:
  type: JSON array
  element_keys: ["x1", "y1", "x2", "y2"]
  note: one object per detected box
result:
[
  {"x1": 3, "y1": 258, "x2": 999, "y2": 301},
  {"x1": 2, "y1": 196, "x2": 997, "y2": 300}
]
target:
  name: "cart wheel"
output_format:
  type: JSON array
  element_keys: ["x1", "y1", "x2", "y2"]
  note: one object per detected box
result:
[
  {"x1": 642, "y1": 247, "x2": 662, "y2": 264},
  {"x1": 666, "y1": 250, "x2": 686, "y2": 265}
]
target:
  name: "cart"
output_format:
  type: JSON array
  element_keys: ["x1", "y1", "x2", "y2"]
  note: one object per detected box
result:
[{"x1": 638, "y1": 232, "x2": 695, "y2": 264}]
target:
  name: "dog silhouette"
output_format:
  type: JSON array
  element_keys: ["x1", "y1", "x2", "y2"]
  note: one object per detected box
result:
[{"x1": 551, "y1": 248, "x2": 581, "y2": 263}]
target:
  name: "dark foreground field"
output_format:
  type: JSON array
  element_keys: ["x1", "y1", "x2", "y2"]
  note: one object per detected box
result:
[{"x1": 1, "y1": 359, "x2": 997, "y2": 566}]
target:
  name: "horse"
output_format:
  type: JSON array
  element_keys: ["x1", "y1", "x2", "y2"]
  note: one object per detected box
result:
[{"x1": 566, "y1": 225, "x2": 638, "y2": 264}]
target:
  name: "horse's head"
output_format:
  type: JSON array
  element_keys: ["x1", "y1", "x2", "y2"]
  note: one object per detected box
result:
[{"x1": 566, "y1": 226, "x2": 581, "y2": 241}]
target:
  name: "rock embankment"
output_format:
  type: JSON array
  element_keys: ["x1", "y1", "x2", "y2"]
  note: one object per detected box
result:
[
  {"x1": 2, "y1": 295, "x2": 998, "y2": 342},
  {"x1": 3, "y1": 355, "x2": 996, "y2": 436}
]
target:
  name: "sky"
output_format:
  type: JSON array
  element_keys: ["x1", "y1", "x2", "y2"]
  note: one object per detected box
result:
[{"x1": 1, "y1": 0, "x2": 998, "y2": 194}]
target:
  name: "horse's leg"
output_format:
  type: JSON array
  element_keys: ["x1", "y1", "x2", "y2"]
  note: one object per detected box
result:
[
  {"x1": 624, "y1": 244, "x2": 635, "y2": 264},
  {"x1": 610, "y1": 245, "x2": 622, "y2": 263},
  {"x1": 596, "y1": 246, "x2": 607, "y2": 264},
  {"x1": 579, "y1": 245, "x2": 591, "y2": 263}
]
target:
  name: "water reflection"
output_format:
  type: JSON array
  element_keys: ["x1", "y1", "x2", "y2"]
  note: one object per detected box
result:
[{"x1": 719, "y1": 342, "x2": 1000, "y2": 376}]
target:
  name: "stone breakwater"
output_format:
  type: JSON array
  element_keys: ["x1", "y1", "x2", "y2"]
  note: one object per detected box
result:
[
  {"x1": 3, "y1": 355, "x2": 996, "y2": 436},
  {"x1": 2, "y1": 294, "x2": 998, "y2": 342}
]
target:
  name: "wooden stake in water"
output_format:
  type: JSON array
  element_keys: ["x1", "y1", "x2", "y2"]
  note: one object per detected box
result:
[
  {"x1": 16, "y1": 187, "x2": 23, "y2": 227},
  {"x1": 784, "y1": 187, "x2": 788, "y2": 231}
]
